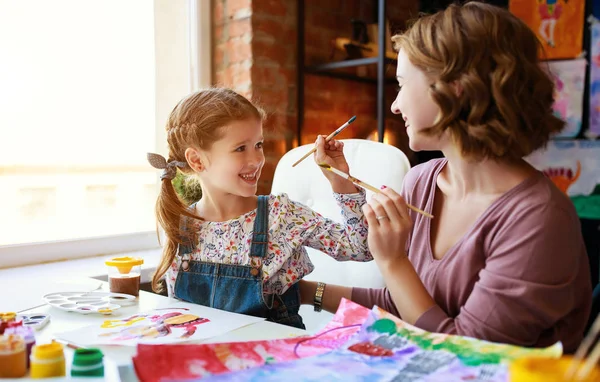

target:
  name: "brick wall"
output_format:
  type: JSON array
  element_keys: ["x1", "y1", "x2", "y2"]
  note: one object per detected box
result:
[{"x1": 213, "y1": 0, "x2": 419, "y2": 194}]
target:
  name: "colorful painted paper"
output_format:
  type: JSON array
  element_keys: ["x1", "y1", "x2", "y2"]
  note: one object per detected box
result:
[
  {"x1": 545, "y1": 58, "x2": 587, "y2": 138},
  {"x1": 55, "y1": 306, "x2": 264, "y2": 346},
  {"x1": 509, "y1": 0, "x2": 585, "y2": 60},
  {"x1": 526, "y1": 140, "x2": 600, "y2": 219},
  {"x1": 200, "y1": 306, "x2": 562, "y2": 382},
  {"x1": 132, "y1": 299, "x2": 371, "y2": 381},
  {"x1": 590, "y1": 21, "x2": 600, "y2": 137}
]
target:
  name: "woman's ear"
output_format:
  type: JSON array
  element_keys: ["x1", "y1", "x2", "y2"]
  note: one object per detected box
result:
[
  {"x1": 184, "y1": 147, "x2": 204, "y2": 172},
  {"x1": 452, "y1": 80, "x2": 463, "y2": 97}
]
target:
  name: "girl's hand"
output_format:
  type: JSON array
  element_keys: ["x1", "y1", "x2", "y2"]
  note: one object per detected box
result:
[
  {"x1": 314, "y1": 135, "x2": 357, "y2": 194},
  {"x1": 363, "y1": 187, "x2": 413, "y2": 269}
]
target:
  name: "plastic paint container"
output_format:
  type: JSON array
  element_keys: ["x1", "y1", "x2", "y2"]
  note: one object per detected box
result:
[
  {"x1": 105, "y1": 256, "x2": 144, "y2": 297},
  {"x1": 510, "y1": 356, "x2": 600, "y2": 382},
  {"x1": 71, "y1": 348, "x2": 104, "y2": 377},
  {"x1": 4, "y1": 321, "x2": 35, "y2": 367},
  {"x1": 30, "y1": 342, "x2": 65, "y2": 378},
  {"x1": 0, "y1": 334, "x2": 27, "y2": 378}
]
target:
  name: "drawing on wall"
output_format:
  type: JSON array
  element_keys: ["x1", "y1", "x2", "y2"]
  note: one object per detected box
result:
[
  {"x1": 545, "y1": 58, "x2": 587, "y2": 138},
  {"x1": 590, "y1": 20, "x2": 600, "y2": 137},
  {"x1": 509, "y1": 0, "x2": 585, "y2": 59},
  {"x1": 527, "y1": 140, "x2": 600, "y2": 219}
]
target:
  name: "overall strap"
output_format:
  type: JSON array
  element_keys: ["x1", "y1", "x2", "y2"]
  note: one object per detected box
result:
[{"x1": 250, "y1": 195, "x2": 269, "y2": 258}]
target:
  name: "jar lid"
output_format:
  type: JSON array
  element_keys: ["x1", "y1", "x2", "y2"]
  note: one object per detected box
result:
[
  {"x1": 32, "y1": 342, "x2": 64, "y2": 360},
  {"x1": 0, "y1": 312, "x2": 16, "y2": 322},
  {"x1": 0, "y1": 334, "x2": 25, "y2": 355},
  {"x1": 73, "y1": 348, "x2": 104, "y2": 366},
  {"x1": 7, "y1": 320, "x2": 22, "y2": 328},
  {"x1": 105, "y1": 256, "x2": 144, "y2": 274}
]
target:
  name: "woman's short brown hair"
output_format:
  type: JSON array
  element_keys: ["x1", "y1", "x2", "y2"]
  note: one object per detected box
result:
[{"x1": 392, "y1": 1, "x2": 564, "y2": 160}]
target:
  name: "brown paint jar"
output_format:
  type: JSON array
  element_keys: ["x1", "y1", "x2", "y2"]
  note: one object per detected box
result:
[{"x1": 105, "y1": 256, "x2": 144, "y2": 297}]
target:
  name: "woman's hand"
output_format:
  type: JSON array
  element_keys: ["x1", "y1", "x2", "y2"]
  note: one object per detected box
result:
[
  {"x1": 363, "y1": 187, "x2": 413, "y2": 269},
  {"x1": 313, "y1": 135, "x2": 358, "y2": 194}
]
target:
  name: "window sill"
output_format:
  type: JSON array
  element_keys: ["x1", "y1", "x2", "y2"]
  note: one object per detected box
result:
[{"x1": 0, "y1": 247, "x2": 162, "y2": 312}]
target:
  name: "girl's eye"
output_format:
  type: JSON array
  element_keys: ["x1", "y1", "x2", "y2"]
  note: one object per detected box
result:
[
  {"x1": 397, "y1": 85, "x2": 403, "y2": 92},
  {"x1": 256, "y1": 142, "x2": 263, "y2": 149},
  {"x1": 235, "y1": 146, "x2": 245, "y2": 152}
]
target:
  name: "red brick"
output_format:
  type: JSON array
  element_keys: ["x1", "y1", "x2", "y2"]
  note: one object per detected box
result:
[
  {"x1": 214, "y1": 1, "x2": 225, "y2": 24},
  {"x1": 252, "y1": 0, "x2": 289, "y2": 18},
  {"x1": 228, "y1": 18, "x2": 252, "y2": 38},
  {"x1": 226, "y1": 0, "x2": 251, "y2": 20},
  {"x1": 252, "y1": 40, "x2": 290, "y2": 65},
  {"x1": 227, "y1": 38, "x2": 252, "y2": 63},
  {"x1": 253, "y1": 17, "x2": 291, "y2": 42}
]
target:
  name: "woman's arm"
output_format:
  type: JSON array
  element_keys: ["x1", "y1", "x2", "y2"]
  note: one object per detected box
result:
[
  {"x1": 299, "y1": 280, "x2": 352, "y2": 313},
  {"x1": 299, "y1": 280, "x2": 401, "y2": 317}
]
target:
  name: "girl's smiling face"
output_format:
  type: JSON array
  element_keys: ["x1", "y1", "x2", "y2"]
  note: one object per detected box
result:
[{"x1": 196, "y1": 118, "x2": 265, "y2": 197}]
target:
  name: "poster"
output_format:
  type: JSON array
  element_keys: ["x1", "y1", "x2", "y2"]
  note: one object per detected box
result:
[
  {"x1": 509, "y1": 0, "x2": 586, "y2": 60},
  {"x1": 545, "y1": 58, "x2": 587, "y2": 138},
  {"x1": 526, "y1": 140, "x2": 600, "y2": 219},
  {"x1": 55, "y1": 306, "x2": 264, "y2": 346},
  {"x1": 200, "y1": 306, "x2": 562, "y2": 382},
  {"x1": 590, "y1": 21, "x2": 600, "y2": 137}
]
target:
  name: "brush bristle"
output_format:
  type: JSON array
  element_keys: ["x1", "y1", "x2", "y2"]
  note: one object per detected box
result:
[
  {"x1": 348, "y1": 116, "x2": 356, "y2": 123},
  {"x1": 318, "y1": 163, "x2": 331, "y2": 169}
]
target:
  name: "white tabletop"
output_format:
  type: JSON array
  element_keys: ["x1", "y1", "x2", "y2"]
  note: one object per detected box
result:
[{"x1": 14, "y1": 284, "x2": 307, "y2": 381}]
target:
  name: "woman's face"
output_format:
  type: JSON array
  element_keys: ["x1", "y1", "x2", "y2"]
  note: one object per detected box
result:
[{"x1": 391, "y1": 50, "x2": 445, "y2": 152}]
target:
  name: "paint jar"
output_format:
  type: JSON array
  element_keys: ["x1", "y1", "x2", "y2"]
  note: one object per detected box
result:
[
  {"x1": 105, "y1": 256, "x2": 144, "y2": 297},
  {"x1": 4, "y1": 321, "x2": 35, "y2": 368},
  {"x1": 30, "y1": 342, "x2": 65, "y2": 378},
  {"x1": 71, "y1": 348, "x2": 104, "y2": 377},
  {"x1": 0, "y1": 334, "x2": 27, "y2": 378},
  {"x1": 510, "y1": 356, "x2": 600, "y2": 382}
]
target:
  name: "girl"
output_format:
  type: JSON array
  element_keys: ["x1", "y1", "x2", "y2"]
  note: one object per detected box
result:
[
  {"x1": 302, "y1": 1, "x2": 591, "y2": 352},
  {"x1": 148, "y1": 88, "x2": 371, "y2": 329}
]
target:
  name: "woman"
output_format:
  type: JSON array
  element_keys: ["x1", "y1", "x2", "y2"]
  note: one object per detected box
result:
[{"x1": 302, "y1": 2, "x2": 591, "y2": 353}]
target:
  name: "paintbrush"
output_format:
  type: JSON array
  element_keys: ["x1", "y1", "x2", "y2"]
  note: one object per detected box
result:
[
  {"x1": 318, "y1": 163, "x2": 434, "y2": 219},
  {"x1": 292, "y1": 116, "x2": 357, "y2": 167}
]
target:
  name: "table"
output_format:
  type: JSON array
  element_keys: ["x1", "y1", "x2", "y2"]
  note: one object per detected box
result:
[{"x1": 15, "y1": 283, "x2": 307, "y2": 381}]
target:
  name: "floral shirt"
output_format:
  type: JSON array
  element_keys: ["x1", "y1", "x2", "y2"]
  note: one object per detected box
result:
[{"x1": 166, "y1": 191, "x2": 371, "y2": 296}]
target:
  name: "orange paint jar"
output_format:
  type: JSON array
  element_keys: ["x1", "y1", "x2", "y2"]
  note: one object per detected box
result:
[{"x1": 0, "y1": 334, "x2": 27, "y2": 378}]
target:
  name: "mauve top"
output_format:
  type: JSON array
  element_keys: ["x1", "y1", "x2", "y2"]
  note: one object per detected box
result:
[{"x1": 352, "y1": 158, "x2": 591, "y2": 353}]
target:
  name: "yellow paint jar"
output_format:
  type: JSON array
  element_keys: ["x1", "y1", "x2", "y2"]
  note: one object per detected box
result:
[
  {"x1": 0, "y1": 334, "x2": 27, "y2": 378},
  {"x1": 30, "y1": 342, "x2": 65, "y2": 378},
  {"x1": 510, "y1": 356, "x2": 600, "y2": 382}
]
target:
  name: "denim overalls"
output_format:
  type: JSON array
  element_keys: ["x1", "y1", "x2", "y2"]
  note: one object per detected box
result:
[{"x1": 174, "y1": 196, "x2": 305, "y2": 329}]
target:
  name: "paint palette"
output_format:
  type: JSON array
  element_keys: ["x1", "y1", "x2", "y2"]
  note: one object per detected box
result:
[
  {"x1": 16, "y1": 313, "x2": 50, "y2": 331},
  {"x1": 43, "y1": 291, "x2": 137, "y2": 315}
]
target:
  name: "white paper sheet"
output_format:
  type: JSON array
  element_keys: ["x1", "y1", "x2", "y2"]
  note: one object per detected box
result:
[{"x1": 54, "y1": 305, "x2": 264, "y2": 346}]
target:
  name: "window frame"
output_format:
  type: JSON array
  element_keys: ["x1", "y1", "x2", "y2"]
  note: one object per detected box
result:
[{"x1": 0, "y1": 0, "x2": 211, "y2": 268}]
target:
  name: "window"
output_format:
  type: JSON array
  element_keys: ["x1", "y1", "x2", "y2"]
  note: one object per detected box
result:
[{"x1": 0, "y1": 0, "x2": 211, "y2": 267}]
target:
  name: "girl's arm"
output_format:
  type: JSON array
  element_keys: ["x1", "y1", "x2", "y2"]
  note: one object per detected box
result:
[{"x1": 284, "y1": 191, "x2": 372, "y2": 261}]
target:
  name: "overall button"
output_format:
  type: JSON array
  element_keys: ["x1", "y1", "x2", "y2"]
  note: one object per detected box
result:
[
  {"x1": 250, "y1": 268, "x2": 259, "y2": 276},
  {"x1": 182, "y1": 261, "x2": 189, "y2": 271}
]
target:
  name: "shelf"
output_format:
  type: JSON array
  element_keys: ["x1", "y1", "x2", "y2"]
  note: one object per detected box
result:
[
  {"x1": 303, "y1": 69, "x2": 397, "y2": 84},
  {"x1": 305, "y1": 57, "x2": 396, "y2": 72}
]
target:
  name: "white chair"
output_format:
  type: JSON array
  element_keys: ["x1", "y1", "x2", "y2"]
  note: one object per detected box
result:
[{"x1": 271, "y1": 138, "x2": 411, "y2": 333}]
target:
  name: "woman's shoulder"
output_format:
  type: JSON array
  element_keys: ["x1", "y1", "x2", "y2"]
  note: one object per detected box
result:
[{"x1": 402, "y1": 158, "x2": 447, "y2": 194}]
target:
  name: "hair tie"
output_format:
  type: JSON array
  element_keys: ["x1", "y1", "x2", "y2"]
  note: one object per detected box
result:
[{"x1": 147, "y1": 153, "x2": 187, "y2": 180}]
